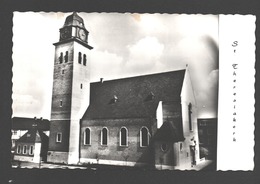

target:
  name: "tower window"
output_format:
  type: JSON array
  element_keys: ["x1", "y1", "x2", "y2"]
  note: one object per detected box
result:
[
  {"x1": 80, "y1": 83, "x2": 83, "y2": 89},
  {"x1": 83, "y1": 54, "x2": 87, "y2": 66},
  {"x1": 188, "y1": 103, "x2": 193, "y2": 131},
  {"x1": 120, "y1": 127, "x2": 128, "y2": 146},
  {"x1": 101, "y1": 127, "x2": 108, "y2": 146},
  {"x1": 29, "y1": 145, "x2": 34, "y2": 155},
  {"x1": 59, "y1": 52, "x2": 63, "y2": 64},
  {"x1": 78, "y1": 52, "x2": 82, "y2": 64},
  {"x1": 17, "y1": 145, "x2": 21, "y2": 154},
  {"x1": 23, "y1": 145, "x2": 27, "y2": 154},
  {"x1": 60, "y1": 100, "x2": 63, "y2": 107},
  {"x1": 56, "y1": 133, "x2": 62, "y2": 142},
  {"x1": 140, "y1": 127, "x2": 149, "y2": 147},
  {"x1": 64, "y1": 51, "x2": 68, "y2": 62},
  {"x1": 84, "y1": 128, "x2": 91, "y2": 145}
]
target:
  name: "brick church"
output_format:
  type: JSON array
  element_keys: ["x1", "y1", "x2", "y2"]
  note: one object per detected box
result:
[{"x1": 46, "y1": 12, "x2": 200, "y2": 170}]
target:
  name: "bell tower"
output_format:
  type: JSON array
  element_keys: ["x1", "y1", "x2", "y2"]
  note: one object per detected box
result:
[{"x1": 47, "y1": 12, "x2": 93, "y2": 164}]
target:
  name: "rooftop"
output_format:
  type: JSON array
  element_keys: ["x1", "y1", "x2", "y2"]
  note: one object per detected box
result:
[{"x1": 83, "y1": 69, "x2": 186, "y2": 119}]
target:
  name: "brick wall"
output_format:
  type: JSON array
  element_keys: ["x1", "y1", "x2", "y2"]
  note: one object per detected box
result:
[
  {"x1": 48, "y1": 120, "x2": 70, "y2": 152},
  {"x1": 49, "y1": 40, "x2": 91, "y2": 164},
  {"x1": 80, "y1": 118, "x2": 155, "y2": 166}
]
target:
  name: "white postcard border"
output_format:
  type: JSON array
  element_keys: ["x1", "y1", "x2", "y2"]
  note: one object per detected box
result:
[{"x1": 217, "y1": 15, "x2": 255, "y2": 170}]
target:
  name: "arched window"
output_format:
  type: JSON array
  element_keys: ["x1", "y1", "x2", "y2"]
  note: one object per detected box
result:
[
  {"x1": 64, "y1": 51, "x2": 68, "y2": 62},
  {"x1": 23, "y1": 145, "x2": 27, "y2": 154},
  {"x1": 140, "y1": 127, "x2": 149, "y2": 147},
  {"x1": 83, "y1": 54, "x2": 87, "y2": 66},
  {"x1": 17, "y1": 145, "x2": 21, "y2": 154},
  {"x1": 101, "y1": 127, "x2": 108, "y2": 145},
  {"x1": 78, "y1": 52, "x2": 82, "y2": 64},
  {"x1": 120, "y1": 127, "x2": 128, "y2": 146},
  {"x1": 84, "y1": 128, "x2": 91, "y2": 145},
  {"x1": 29, "y1": 145, "x2": 34, "y2": 155},
  {"x1": 59, "y1": 52, "x2": 63, "y2": 64}
]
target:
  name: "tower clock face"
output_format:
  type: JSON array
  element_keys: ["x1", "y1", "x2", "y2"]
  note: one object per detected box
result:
[
  {"x1": 78, "y1": 29, "x2": 86, "y2": 41},
  {"x1": 61, "y1": 27, "x2": 71, "y2": 40}
]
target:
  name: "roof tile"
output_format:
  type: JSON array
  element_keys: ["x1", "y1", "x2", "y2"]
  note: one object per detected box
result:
[{"x1": 83, "y1": 69, "x2": 186, "y2": 119}]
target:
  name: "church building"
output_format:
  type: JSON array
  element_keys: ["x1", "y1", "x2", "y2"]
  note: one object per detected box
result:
[{"x1": 47, "y1": 12, "x2": 200, "y2": 170}]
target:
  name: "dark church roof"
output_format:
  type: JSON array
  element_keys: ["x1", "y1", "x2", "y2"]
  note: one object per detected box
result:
[
  {"x1": 12, "y1": 117, "x2": 50, "y2": 130},
  {"x1": 82, "y1": 69, "x2": 186, "y2": 119},
  {"x1": 16, "y1": 129, "x2": 49, "y2": 143}
]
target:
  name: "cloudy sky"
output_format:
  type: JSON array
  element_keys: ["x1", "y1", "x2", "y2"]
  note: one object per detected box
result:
[{"x1": 12, "y1": 12, "x2": 218, "y2": 119}]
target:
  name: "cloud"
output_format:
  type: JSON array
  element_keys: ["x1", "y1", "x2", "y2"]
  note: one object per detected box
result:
[
  {"x1": 136, "y1": 14, "x2": 167, "y2": 35},
  {"x1": 84, "y1": 13, "x2": 140, "y2": 56},
  {"x1": 12, "y1": 94, "x2": 42, "y2": 118},
  {"x1": 12, "y1": 13, "x2": 219, "y2": 119},
  {"x1": 207, "y1": 69, "x2": 219, "y2": 89},
  {"x1": 124, "y1": 36, "x2": 164, "y2": 75},
  {"x1": 196, "y1": 69, "x2": 219, "y2": 118},
  {"x1": 174, "y1": 15, "x2": 218, "y2": 39},
  {"x1": 90, "y1": 50, "x2": 124, "y2": 82}
]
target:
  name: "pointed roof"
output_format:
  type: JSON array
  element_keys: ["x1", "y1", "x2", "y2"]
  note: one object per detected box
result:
[
  {"x1": 82, "y1": 69, "x2": 186, "y2": 119},
  {"x1": 16, "y1": 129, "x2": 48, "y2": 143},
  {"x1": 153, "y1": 119, "x2": 185, "y2": 142},
  {"x1": 63, "y1": 12, "x2": 87, "y2": 31}
]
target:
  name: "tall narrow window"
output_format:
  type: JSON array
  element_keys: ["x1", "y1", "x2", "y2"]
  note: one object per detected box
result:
[
  {"x1": 120, "y1": 127, "x2": 128, "y2": 146},
  {"x1": 60, "y1": 100, "x2": 63, "y2": 107},
  {"x1": 17, "y1": 145, "x2": 21, "y2": 154},
  {"x1": 59, "y1": 52, "x2": 63, "y2": 64},
  {"x1": 56, "y1": 133, "x2": 62, "y2": 142},
  {"x1": 78, "y1": 52, "x2": 82, "y2": 64},
  {"x1": 83, "y1": 54, "x2": 87, "y2": 66},
  {"x1": 29, "y1": 145, "x2": 34, "y2": 155},
  {"x1": 101, "y1": 127, "x2": 108, "y2": 145},
  {"x1": 140, "y1": 127, "x2": 149, "y2": 147},
  {"x1": 180, "y1": 143, "x2": 183, "y2": 152},
  {"x1": 64, "y1": 51, "x2": 68, "y2": 62},
  {"x1": 84, "y1": 128, "x2": 91, "y2": 145},
  {"x1": 188, "y1": 103, "x2": 193, "y2": 131},
  {"x1": 80, "y1": 83, "x2": 83, "y2": 89},
  {"x1": 23, "y1": 145, "x2": 27, "y2": 154}
]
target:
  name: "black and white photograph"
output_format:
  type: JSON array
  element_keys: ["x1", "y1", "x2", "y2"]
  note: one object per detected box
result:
[
  {"x1": 5, "y1": 9, "x2": 256, "y2": 183},
  {"x1": 12, "y1": 12, "x2": 219, "y2": 171}
]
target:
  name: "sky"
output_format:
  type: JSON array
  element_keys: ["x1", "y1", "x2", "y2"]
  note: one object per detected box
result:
[{"x1": 12, "y1": 12, "x2": 219, "y2": 119}]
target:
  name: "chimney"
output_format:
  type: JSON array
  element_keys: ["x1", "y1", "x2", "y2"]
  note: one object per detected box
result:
[
  {"x1": 100, "y1": 78, "x2": 104, "y2": 83},
  {"x1": 32, "y1": 116, "x2": 37, "y2": 129}
]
